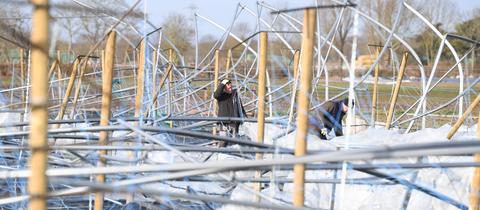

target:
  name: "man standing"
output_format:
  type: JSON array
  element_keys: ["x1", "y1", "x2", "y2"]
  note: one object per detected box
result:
[
  {"x1": 312, "y1": 98, "x2": 354, "y2": 140},
  {"x1": 214, "y1": 79, "x2": 247, "y2": 137}
]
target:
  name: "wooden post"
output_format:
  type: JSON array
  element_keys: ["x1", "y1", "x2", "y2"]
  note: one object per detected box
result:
[
  {"x1": 47, "y1": 59, "x2": 58, "y2": 79},
  {"x1": 152, "y1": 47, "x2": 158, "y2": 102},
  {"x1": 212, "y1": 49, "x2": 220, "y2": 135},
  {"x1": 69, "y1": 57, "x2": 90, "y2": 118},
  {"x1": 385, "y1": 52, "x2": 409, "y2": 129},
  {"x1": 293, "y1": 8, "x2": 316, "y2": 207},
  {"x1": 94, "y1": 31, "x2": 116, "y2": 210},
  {"x1": 55, "y1": 58, "x2": 80, "y2": 123},
  {"x1": 254, "y1": 32, "x2": 268, "y2": 203},
  {"x1": 168, "y1": 49, "x2": 174, "y2": 128},
  {"x1": 226, "y1": 49, "x2": 232, "y2": 77},
  {"x1": 152, "y1": 48, "x2": 159, "y2": 111},
  {"x1": 134, "y1": 40, "x2": 145, "y2": 121},
  {"x1": 124, "y1": 40, "x2": 145, "y2": 203},
  {"x1": 447, "y1": 94, "x2": 480, "y2": 140},
  {"x1": 28, "y1": 0, "x2": 49, "y2": 209},
  {"x1": 147, "y1": 58, "x2": 173, "y2": 113},
  {"x1": 101, "y1": 50, "x2": 105, "y2": 75},
  {"x1": 288, "y1": 49, "x2": 300, "y2": 124},
  {"x1": 56, "y1": 51, "x2": 62, "y2": 103},
  {"x1": 20, "y1": 48, "x2": 25, "y2": 105},
  {"x1": 470, "y1": 108, "x2": 480, "y2": 210},
  {"x1": 293, "y1": 49, "x2": 300, "y2": 88},
  {"x1": 371, "y1": 47, "x2": 380, "y2": 127}
]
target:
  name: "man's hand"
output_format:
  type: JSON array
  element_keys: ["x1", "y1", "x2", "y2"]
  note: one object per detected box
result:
[
  {"x1": 320, "y1": 128, "x2": 328, "y2": 136},
  {"x1": 221, "y1": 79, "x2": 230, "y2": 85}
]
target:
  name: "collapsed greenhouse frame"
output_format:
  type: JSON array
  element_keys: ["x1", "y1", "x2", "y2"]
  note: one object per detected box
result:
[{"x1": 0, "y1": 0, "x2": 479, "y2": 209}]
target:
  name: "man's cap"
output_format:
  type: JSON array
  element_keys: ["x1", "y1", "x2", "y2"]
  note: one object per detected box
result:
[
  {"x1": 221, "y1": 79, "x2": 231, "y2": 85},
  {"x1": 342, "y1": 98, "x2": 354, "y2": 107}
]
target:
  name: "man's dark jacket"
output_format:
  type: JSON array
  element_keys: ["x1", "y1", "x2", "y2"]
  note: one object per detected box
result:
[
  {"x1": 316, "y1": 100, "x2": 346, "y2": 137},
  {"x1": 213, "y1": 83, "x2": 246, "y2": 123}
]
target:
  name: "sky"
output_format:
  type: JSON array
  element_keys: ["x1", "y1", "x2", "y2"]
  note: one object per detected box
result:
[{"x1": 131, "y1": 0, "x2": 480, "y2": 38}]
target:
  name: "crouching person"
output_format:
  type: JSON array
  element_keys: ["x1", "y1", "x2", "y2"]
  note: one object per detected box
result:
[{"x1": 311, "y1": 98, "x2": 353, "y2": 140}]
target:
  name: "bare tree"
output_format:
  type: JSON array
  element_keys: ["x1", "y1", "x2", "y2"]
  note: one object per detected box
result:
[
  {"x1": 410, "y1": 0, "x2": 458, "y2": 65},
  {"x1": 320, "y1": 7, "x2": 354, "y2": 70},
  {"x1": 362, "y1": 0, "x2": 420, "y2": 43},
  {"x1": 161, "y1": 12, "x2": 195, "y2": 56},
  {"x1": 0, "y1": 3, "x2": 30, "y2": 49},
  {"x1": 52, "y1": 0, "x2": 142, "y2": 53},
  {"x1": 233, "y1": 22, "x2": 251, "y2": 40}
]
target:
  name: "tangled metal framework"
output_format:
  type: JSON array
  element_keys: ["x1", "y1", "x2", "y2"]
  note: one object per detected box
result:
[{"x1": 0, "y1": 0, "x2": 479, "y2": 209}]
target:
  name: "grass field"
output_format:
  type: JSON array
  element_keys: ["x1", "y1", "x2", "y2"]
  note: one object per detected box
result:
[{"x1": 263, "y1": 79, "x2": 480, "y2": 130}]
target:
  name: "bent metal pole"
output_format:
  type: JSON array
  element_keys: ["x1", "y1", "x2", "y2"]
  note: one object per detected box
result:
[
  {"x1": 293, "y1": 8, "x2": 316, "y2": 207},
  {"x1": 94, "y1": 31, "x2": 116, "y2": 210},
  {"x1": 28, "y1": 0, "x2": 49, "y2": 209}
]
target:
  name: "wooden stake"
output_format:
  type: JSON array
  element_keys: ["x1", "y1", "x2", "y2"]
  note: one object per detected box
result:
[
  {"x1": 168, "y1": 49, "x2": 174, "y2": 128},
  {"x1": 226, "y1": 49, "x2": 232, "y2": 77},
  {"x1": 148, "y1": 58, "x2": 173, "y2": 111},
  {"x1": 56, "y1": 51, "x2": 62, "y2": 103},
  {"x1": 447, "y1": 94, "x2": 480, "y2": 140},
  {"x1": 254, "y1": 32, "x2": 268, "y2": 203},
  {"x1": 94, "y1": 31, "x2": 116, "y2": 210},
  {"x1": 47, "y1": 59, "x2": 58, "y2": 79},
  {"x1": 293, "y1": 49, "x2": 300, "y2": 88},
  {"x1": 20, "y1": 48, "x2": 25, "y2": 104},
  {"x1": 69, "y1": 57, "x2": 90, "y2": 118},
  {"x1": 28, "y1": 0, "x2": 49, "y2": 209},
  {"x1": 470, "y1": 108, "x2": 480, "y2": 210},
  {"x1": 293, "y1": 8, "x2": 316, "y2": 207},
  {"x1": 212, "y1": 49, "x2": 220, "y2": 135},
  {"x1": 371, "y1": 47, "x2": 380, "y2": 127},
  {"x1": 288, "y1": 49, "x2": 300, "y2": 124},
  {"x1": 152, "y1": 47, "x2": 158, "y2": 101},
  {"x1": 385, "y1": 52, "x2": 409, "y2": 129},
  {"x1": 134, "y1": 40, "x2": 145, "y2": 121},
  {"x1": 55, "y1": 58, "x2": 80, "y2": 124}
]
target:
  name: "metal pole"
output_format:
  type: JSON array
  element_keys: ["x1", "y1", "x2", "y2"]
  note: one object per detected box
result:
[
  {"x1": 293, "y1": 8, "x2": 316, "y2": 207},
  {"x1": 212, "y1": 49, "x2": 220, "y2": 135},
  {"x1": 371, "y1": 47, "x2": 380, "y2": 127},
  {"x1": 254, "y1": 32, "x2": 267, "y2": 203},
  {"x1": 385, "y1": 52, "x2": 409, "y2": 129},
  {"x1": 94, "y1": 31, "x2": 116, "y2": 210},
  {"x1": 447, "y1": 94, "x2": 480, "y2": 140},
  {"x1": 28, "y1": 0, "x2": 49, "y2": 209}
]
